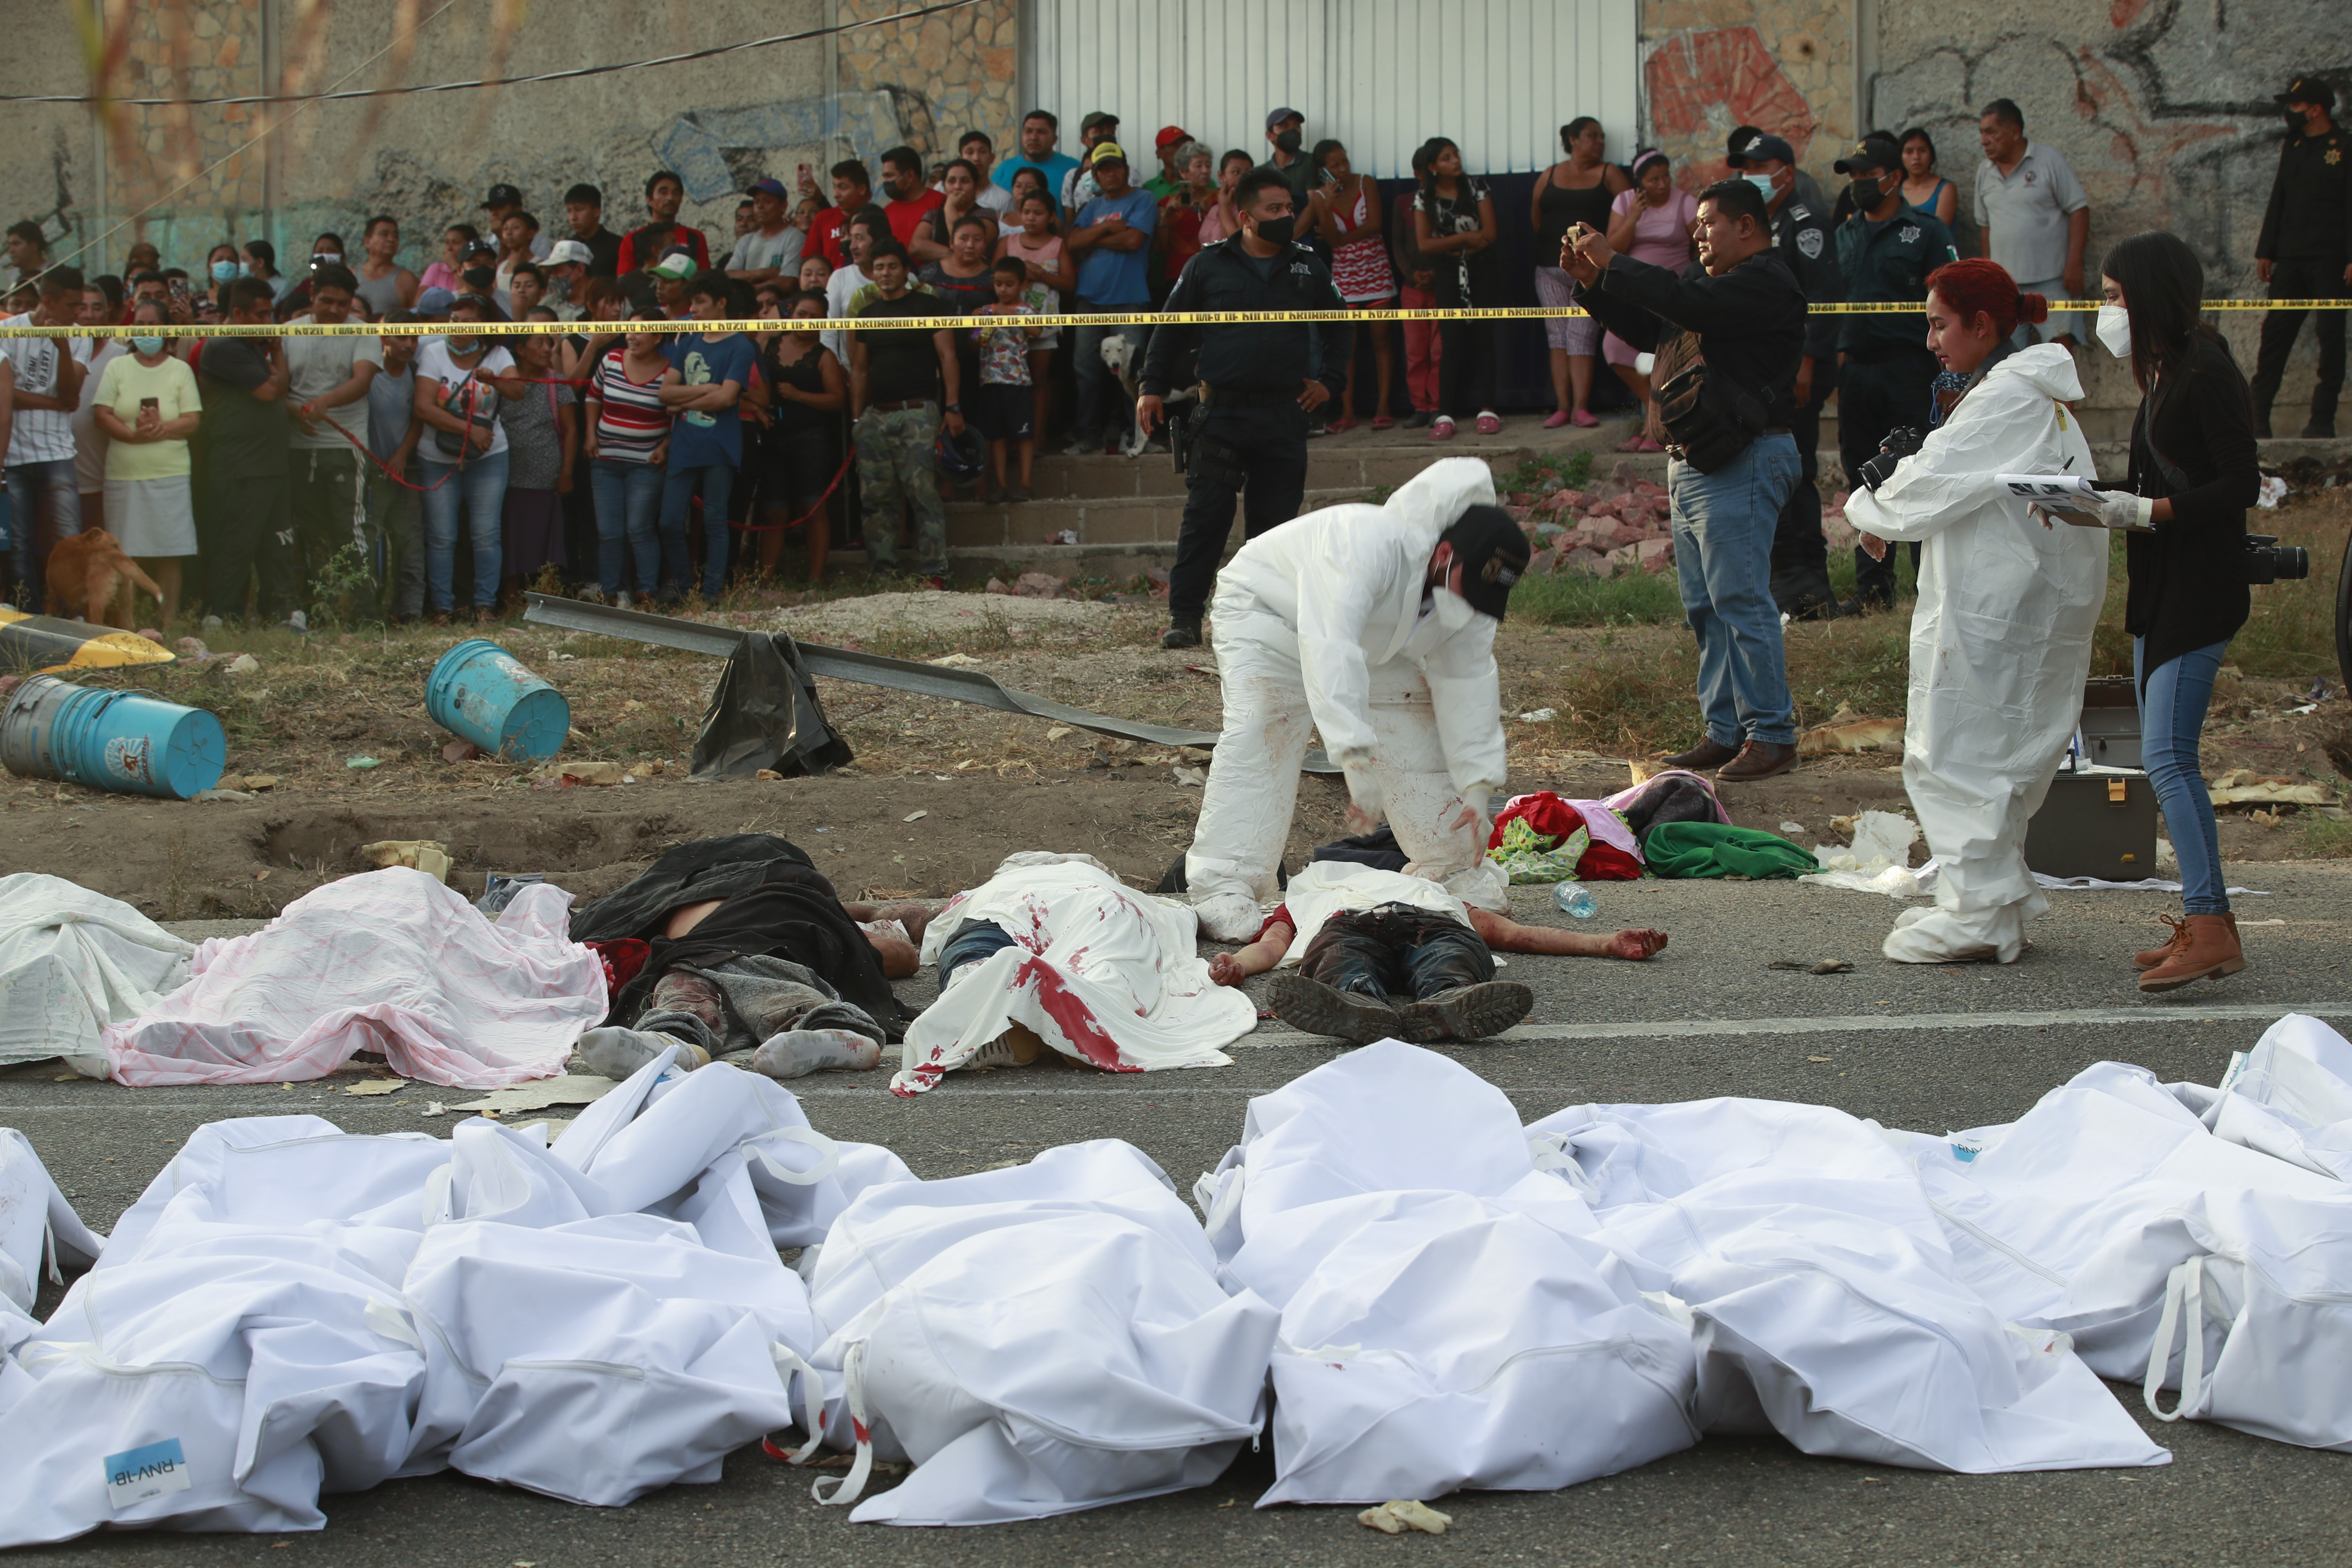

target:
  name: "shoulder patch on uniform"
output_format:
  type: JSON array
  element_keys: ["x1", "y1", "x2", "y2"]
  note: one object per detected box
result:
[
  {"x1": 1797, "y1": 227, "x2": 1824, "y2": 259},
  {"x1": 1789, "y1": 203, "x2": 1813, "y2": 220}
]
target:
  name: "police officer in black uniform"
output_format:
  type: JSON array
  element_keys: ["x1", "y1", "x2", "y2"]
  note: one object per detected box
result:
[
  {"x1": 2252, "y1": 74, "x2": 2352, "y2": 439},
  {"x1": 1138, "y1": 165, "x2": 1351, "y2": 649},
  {"x1": 1830, "y1": 138, "x2": 1960, "y2": 609},
  {"x1": 1729, "y1": 132, "x2": 1843, "y2": 618}
]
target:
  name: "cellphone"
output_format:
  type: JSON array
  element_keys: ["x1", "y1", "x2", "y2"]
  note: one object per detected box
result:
[
  {"x1": 798, "y1": 162, "x2": 815, "y2": 185},
  {"x1": 139, "y1": 396, "x2": 159, "y2": 413},
  {"x1": 166, "y1": 276, "x2": 190, "y2": 307}
]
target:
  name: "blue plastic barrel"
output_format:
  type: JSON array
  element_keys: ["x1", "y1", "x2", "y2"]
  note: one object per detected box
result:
[
  {"x1": 425, "y1": 638, "x2": 571, "y2": 762},
  {"x1": 0, "y1": 673, "x2": 226, "y2": 799}
]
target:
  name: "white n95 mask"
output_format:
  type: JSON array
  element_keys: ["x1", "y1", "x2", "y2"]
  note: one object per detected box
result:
[
  {"x1": 2095, "y1": 304, "x2": 2132, "y2": 360},
  {"x1": 1430, "y1": 587, "x2": 1479, "y2": 633}
]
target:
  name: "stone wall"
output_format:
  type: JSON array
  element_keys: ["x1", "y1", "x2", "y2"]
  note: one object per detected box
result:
[
  {"x1": 1641, "y1": 0, "x2": 1859, "y2": 190},
  {"x1": 834, "y1": 0, "x2": 1020, "y2": 162}
]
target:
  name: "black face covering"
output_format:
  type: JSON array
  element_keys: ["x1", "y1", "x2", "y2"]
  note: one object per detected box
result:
[
  {"x1": 1254, "y1": 214, "x2": 1296, "y2": 246},
  {"x1": 1274, "y1": 128, "x2": 1303, "y2": 155},
  {"x1": 2286, "y1": 108, "x2": 2312, "y2": 134},
  {"x1": 462, "y1": 266, "x2": 496, "y2": 290}
]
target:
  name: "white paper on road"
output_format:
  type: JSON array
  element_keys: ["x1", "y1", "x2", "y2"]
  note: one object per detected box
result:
[
  {"x1": 102, "y1": 867, "x2": 606, "y2": 1089},
  {"x1": 896, "y1": 859, "x2": 1253, "y2": 1093},
  {"x1": 0, "y1": 873, "x2": 193, "y2": 1075}
]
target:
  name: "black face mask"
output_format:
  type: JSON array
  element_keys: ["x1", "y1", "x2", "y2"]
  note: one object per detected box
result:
[
  {"x1": 1274, "y1": 129, "x2": 1303, "y2": 155},
  {"x1": 462, "y1": 266, "x2": 496, "y2": 290},
  {"x1": 1254, "y1": 214, "x2": 1296, "y2": 246},
  {"x1": 2286, "y1": 108, "x2": 2312, "y2": 134}
]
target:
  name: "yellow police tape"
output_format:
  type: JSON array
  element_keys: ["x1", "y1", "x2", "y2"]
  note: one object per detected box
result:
[{"x1": 4, "y1": 300, "x2": 2347, "y2": 337}]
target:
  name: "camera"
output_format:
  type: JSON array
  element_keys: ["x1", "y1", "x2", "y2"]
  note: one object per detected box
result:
[
  {"x1": 2243, "y1": 533, "x2": 2308, "y2": 585},
  {"x1": 1857, "y1": 426, "x2": 1925, "y2": 491}
]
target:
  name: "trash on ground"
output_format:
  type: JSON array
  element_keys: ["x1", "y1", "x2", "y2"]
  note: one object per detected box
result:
[
  {"x1": 359, "y1": 840, "x2": 453, "y2": 882},
  {"x1": 0, "y1": 609, "x2": 180, "y2": 675},
  {"x1": 903, "y1": 810, "x2": 928, "y2": 822},
  {"x1": 2207, "y1": 770, "x2": 2337, "y2": 808},
  {"x1": 225, "y1": 653, "x2": 260, "y2": 676},
  {"x1": 441, "y1": 739, "x2": 482, "y2": 763},
  {"x1": 539, "y1": 760, "x2": 622, "y2": 787},
  {"x1": 1359, "y1": 1500, "x2": 1453, "y2": 1535},
  {"x1": 448, "y1": 1074, "x2": 619, "y2": 1112},
  {"x1": 343, "y1": 1079, "x2": 406, "y2": 1096},
  {"x1": 0, "y1": 674, "x2": 226, "y2": 799},
  {"x1": 689, "y1": 632, "x2": 852, "y2": 780},
  {"x1": 345, "y1": 756, "x2": 380, "y2": 769},
  {"x1": 1517, "y1": 707, "x2": 1556, "y2": 723},
  {"x1": 929, "y1": 652, "x2": 984, "y2": 668}
]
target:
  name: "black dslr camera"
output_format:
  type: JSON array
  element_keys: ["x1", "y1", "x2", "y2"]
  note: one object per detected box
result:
[
  {"x1": 1857, "y1": 427, "x2": 1925, "y2": 491},
  {"x1": 2243, "y1": 533, "x2": 2308, "y2": 584}
]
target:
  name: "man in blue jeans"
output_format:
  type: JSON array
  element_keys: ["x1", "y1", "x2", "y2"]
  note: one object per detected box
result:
[
  {"x1": 1063, "y1": 142, "x2": 1157, "y2": 456},
  {"x1": 657, "y1": 273, "x2": 758, "y2": 601},
  {"x1": 1563, "y1": 178, "x2": 1809, "y2": 782},
  {"x1": 1, "y1": 266, "x2": 89, "y2": 610}
]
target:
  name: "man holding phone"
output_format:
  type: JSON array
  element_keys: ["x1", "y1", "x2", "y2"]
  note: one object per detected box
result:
[{"x1": 3, "y1": 266, "x2": 90, "y2": 610}]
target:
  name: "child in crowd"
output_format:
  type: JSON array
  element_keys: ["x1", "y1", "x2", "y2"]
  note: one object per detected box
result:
[
  {"x1": 998, "y1": 189, "x2": 1073, "y2": 447},
  {"x1": 796, "y1": 252, "x2": 833, "y2": 297},
  {"x1": 971, "y1": 257, "x2": 1043, "y2": 502}
]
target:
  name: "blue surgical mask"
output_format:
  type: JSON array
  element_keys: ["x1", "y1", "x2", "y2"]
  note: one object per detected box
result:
[
  {"x1": 1743, "y1": 172, "x2": 1778, "y2": 202},
  {"x1": 130, "y1": 335, "x2": 165, "y2": 356},
  {"x1": 210, "y1": 259, "x2": 240, "y2": 283}
]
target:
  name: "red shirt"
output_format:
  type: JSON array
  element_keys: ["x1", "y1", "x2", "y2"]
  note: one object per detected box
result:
[
  {"x1": 614, "y1": 223, "x2": 711, "y2": 276},
  {"x1": 885, "y1": 190, "x2": 945, "y2": 245},
  {"x1": 809, "y1": 208, "x2": 850, "y2": 270}
]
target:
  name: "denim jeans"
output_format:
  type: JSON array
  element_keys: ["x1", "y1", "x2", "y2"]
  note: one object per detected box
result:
[
  {"x1": 2136, "y1": 635, "x2": 2232, "y2": 916},
  {"x1": 935, "y1": 918, "x2": 1019, "y2": 989},
  {"x1": 590, "y1": 457, "x2": 663, "y2": 598},
  {"x1": 418, "y1": 448, "x2": 509, "y2": 612},
  {"x1": 1669, "y1": 432, "x2": 1801, "y2": 747},
  {"x1": 1070, "y1": 300, "x2": 1148, "y2": 448},
  {"x1": 6, "y1": 459, "x2": 82, "y2": 611},
  {"x1": 660, "y1": 461, "x2": 734, "y2": 600}
]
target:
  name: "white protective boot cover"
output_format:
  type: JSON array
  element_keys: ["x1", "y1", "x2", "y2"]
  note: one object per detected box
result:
[
  {"x1": 1844, "y1": 343, "x2": 2107, "y2": 964},
  {"x1": 802, "y1": 1140, "x2": 1279, "y2": 1524},
  {"x1": 1533, "y1": 1095, "x2": 2168, "y2": 1473}
]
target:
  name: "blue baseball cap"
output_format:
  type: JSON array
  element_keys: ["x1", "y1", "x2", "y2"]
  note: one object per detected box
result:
[
  {"x1": 414, "y1": 286, "x2": 455, "y2": 316},
  {"x1": 747, "y1": 177, "x2": 790, "y2": 199}
]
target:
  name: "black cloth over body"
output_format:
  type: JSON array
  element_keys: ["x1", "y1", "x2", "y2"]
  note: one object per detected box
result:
[
  {"x1": 1298, "y1": 904, "x2": 1494, "y2": 1005},
  {"x1": 1166, "y1": 400, "x2": 1310, "y2": 626},
  {"x1": 2251, "y1": 257, "x2": 2347, "y2": 427},
  {"x1": 689, "y1": 631, "x2": 854, "y2": 780},
  {"x1": 1310, "y1": 825, "x2": 1412, "y2": 872},
  {"x1": 1841, "y1": 350, "x2": 1939, "y2": 605},
  {"x1": 2123, "y1": 333, "x2": 2260, "y2": 692},
  {"x1": 1574, "y1": 250, "x2": 1808, "y2": 431},
  {"x1": 570, "y1": 833, "x2": 909, "y2": 1040}
]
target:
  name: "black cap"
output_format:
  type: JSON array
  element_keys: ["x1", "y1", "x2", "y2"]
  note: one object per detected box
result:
[
  {"x1": 2276, "y1": 76, "x2": 2337, "y2": 111},
  {"x1": 481, "y1": 183, "x2": 523, "y2": 208},
  {"x1": 1439, "y1": 505, "x2": 1532, "y2": 622},
  {"x1": 1833, "y1": 139, "x2": 1898, "y2": 175},
  {"x1": 463, "y1": 238, "x2": 499, "y2": 260},
  {"x1": 1080, "y1": 110, "x2": 1119, "y2": 133},
  {"x1": 1727, "y1": 132, "x2": 1796, "y2": 168}
]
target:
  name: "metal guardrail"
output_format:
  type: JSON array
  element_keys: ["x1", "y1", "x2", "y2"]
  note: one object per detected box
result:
[{"x1": 521, "y1": 592, "x2": 1339, "y2": 773}]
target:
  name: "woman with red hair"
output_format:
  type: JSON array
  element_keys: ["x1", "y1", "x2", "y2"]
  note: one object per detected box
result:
[{"x1": 1842, "y1": 257, "x2": 2109, "y2": 965}]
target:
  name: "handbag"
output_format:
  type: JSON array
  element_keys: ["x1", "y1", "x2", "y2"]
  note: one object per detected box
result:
[
  {"x1": 431, "y1": 370, "x2": 497, "y2": 460},
  {"x1": 1649, "y1": 327, "x2": 1767, "y2": 473}
]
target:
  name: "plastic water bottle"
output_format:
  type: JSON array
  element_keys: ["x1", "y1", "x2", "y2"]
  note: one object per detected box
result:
[{"x1": 1553, "y1": 882, "x2": 1597, "y2": 919}]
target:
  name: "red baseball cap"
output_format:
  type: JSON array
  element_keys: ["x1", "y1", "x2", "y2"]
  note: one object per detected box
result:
[{"x1": 1155, "y1": 125, "x2": 1189, "y2": 151}]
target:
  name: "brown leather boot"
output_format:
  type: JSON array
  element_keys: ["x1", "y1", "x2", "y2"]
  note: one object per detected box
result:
[
  {"x1": 1717, "y1": 739, "x2": 1800, "y2": 781},
  {"x1": 2133, "y1": 914, "x2": 2191, "y2": 971},
  {"x1": 2137, "y1": 913, "x2": 2246, "y2": 993},
  {"x1": 1661, "y1": 735, "x2": 1739, "y2": 771}
]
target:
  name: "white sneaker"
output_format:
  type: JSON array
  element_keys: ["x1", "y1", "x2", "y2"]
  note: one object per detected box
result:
[{"x1": 616, "y1": 590, "x2": 635, "y2": 610}]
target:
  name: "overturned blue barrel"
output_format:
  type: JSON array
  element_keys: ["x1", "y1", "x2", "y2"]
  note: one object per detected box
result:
[
  {"x1": 0, "y1": 673, "x2": 226, "y2": 799},
  {"x1": 425, "y1": 638, "x2": 570, "y2": 762}
]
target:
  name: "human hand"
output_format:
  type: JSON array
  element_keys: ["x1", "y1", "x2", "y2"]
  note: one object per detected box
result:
[
  {"x1": 2257, "y1": 257, "x2": 2273, "y2": 284},
  {"x1": 469, "y1": 423, "x2": 493, "y2": 452},
  {"x1": 1411, "y1": 268, "x2": 1434, "y2": 290},
  {"x1": 1207, "y1": 952, "x2": 1244, "y2": 987},
  {"x1": 1859, "y1": 531, "x2": 1890, "y2": 561},
  {"x1": 135, "y1": 404, "x2": 162, "y2": 438},
  {"x1": 1793, "y1": 358, "x2": 1814, "y2": 408},
  {"x1": 1341, "y1": 762, "x2": 1384, "y2": 833},
  {"x1": 650, "y1": 440, "x2": 668, "y2": 466},
  {"x1": 556, "y1": 470, "x2": 574, "y2": 496},
  {"x1": 1135, "y1": 392, "x2": 1163, "y2": 435},
  {"x1": 945, "y1": 409, "x2": 966, "y2": 437},
  {"x1": 1297, "y1": 379, "x2": 1329, "y2": 413},
  {"x1": 2062, "y1": 262, "x2": 2085, "y2": 300},
  {"x1": 1570, "y1": 224, "x2": 1617, "y2": 271}
]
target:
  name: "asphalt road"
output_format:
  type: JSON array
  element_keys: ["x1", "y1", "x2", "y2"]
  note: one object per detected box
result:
[{"x1": 7, "y1": 863, "x2": 2351, "y2": 1567}]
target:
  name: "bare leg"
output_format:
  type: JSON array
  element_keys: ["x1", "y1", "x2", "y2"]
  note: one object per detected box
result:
[
  {"x1": 1568, "y1": 353, "x2": 1594, "y2": 416},
  {"x1": 1467, "y1": 906, "x2": 1668, "y2": 960},
  {"x1": 757, "y1": 510, "x2": 787, "y2": 576},
  {"x1": 1549, "y1": 347, "x2": 1571, "y2": 415},
  {"x1": 141, "y1": 557, "x2": 181, "y2": 629},
  {"x1": 1015, "y1": 437, "x2": 1034, "y2": 487},
  {"x1": 805, "y1": 506, "x2": 827, "y2": 584},
  {"x1": 989, "y1": 438, "x2": 1009, "y2": 490},
  {"x1": 1370, "y1": 322, "x2": 1394, "y2": 420}
]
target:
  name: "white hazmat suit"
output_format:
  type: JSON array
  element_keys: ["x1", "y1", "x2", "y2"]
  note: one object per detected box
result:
[
  {"x1": 1845, "y1": 343, "x2": 2108, "y2": 963},
  {"x1": 1185, "y1": 458, "x2": 1512, "y2": 941}
]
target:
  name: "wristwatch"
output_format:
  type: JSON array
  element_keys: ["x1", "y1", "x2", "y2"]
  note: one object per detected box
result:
[{"x1": 943, "y1": 401, "x2": 962, "y2": 413}]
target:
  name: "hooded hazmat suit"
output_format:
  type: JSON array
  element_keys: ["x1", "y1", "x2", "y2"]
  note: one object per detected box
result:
[
  {"x1": 1844, "y1": 343, "x2": 2108, "y2": 963},
  {"x1": 1184, "y1": 458, "x2": 1512, "y2": 941}
]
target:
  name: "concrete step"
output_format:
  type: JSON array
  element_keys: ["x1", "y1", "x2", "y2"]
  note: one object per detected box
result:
[
  {"x1": 940, "y1": 487, "x2": 1366, "y2": 551},
  {"x1": 1022, "y1": 422, "x2": 1638, "y2": 500}
]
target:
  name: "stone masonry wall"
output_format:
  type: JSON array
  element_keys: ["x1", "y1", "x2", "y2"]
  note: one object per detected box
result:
[
  {"x1": 1641, "y1": 0, "x2": 1859, "y2": 192},
  {"x1": 834, "y1": 0, "x2": 1020, "y2": 163}
]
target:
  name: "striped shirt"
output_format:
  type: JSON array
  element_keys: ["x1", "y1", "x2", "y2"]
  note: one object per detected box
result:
[
  {"x1": 587, "y1": 348, "x2": 671, "y2": 463},
  {"x1": 2, "y1": 315, "x2": 87, "y2": 466}
]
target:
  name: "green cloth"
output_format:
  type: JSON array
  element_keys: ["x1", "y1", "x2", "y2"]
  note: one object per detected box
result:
[{"x1": 1641, "y1": 822, "x2": 1819, "y2": 880}]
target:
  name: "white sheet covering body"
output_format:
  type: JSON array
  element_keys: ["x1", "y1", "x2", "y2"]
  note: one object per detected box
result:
[
  {"x1": 103, "y1": 868, "x2": 606, "y2": 1089},
  {"x1": 1904, "y1": 1029, "x2": 2352, "y2": 1451},
  {"x1": 1844, "y1": 343, "x2": 2107, "y2": 963},
  {"x1": 0, "y1": 1129, "x2": 104, "y2": 1344},
  {"x1": 1531, "y1": 1094, "x2": 2168, "y2": 1473},
  {"x1": 1183, "y1": 459, "x2": 1512, "y2": 938},
  {"x1": 0, "y1": 873, "x2": 193, "y2": 1075},
  {"x1": 1207, "y1": 1045, "x2": 1699, "y2": 1505},
  {"x1": 802, "y1": 1140, "x2": 1281, "y2": 1525},
  {"x1": 895, "y1": 859, "x2": 1253, "y2": 1095},
  {"x1": 1265, "y1": 862, "x2": 1473, "y2": 968}
]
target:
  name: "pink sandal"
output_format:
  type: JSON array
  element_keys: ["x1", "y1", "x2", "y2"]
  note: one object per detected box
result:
[
  {"x1": 1327, "y1": 415, "x2": 1358, "y2": 434},
  {"x1": 1371, "y1": 413, "x2": 1395, "y2": 430}
]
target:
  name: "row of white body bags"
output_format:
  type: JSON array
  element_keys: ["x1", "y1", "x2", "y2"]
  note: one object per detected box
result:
[{"x1": 1901, "y1": 1014, "x2": 2352, "y2": 1451}]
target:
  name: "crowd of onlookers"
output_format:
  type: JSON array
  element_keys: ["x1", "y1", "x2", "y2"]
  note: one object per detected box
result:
[{"x1": 0, "y1": 97, "x2": 2106, "y2": 622}]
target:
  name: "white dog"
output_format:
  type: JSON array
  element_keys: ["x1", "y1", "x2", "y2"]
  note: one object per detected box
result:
[{"x1": 1101, "y1": 334, "x2": 1195, "y2": 459}]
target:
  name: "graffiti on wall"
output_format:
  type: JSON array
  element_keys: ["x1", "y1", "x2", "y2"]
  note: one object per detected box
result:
[{"x1": 1646, "y1": 26, "x2": 1819, "y2": 191}]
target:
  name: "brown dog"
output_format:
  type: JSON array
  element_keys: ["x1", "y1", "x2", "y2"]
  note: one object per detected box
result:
[{"x1": 42, "y1": 528, "x2": 163, "y2": 629}]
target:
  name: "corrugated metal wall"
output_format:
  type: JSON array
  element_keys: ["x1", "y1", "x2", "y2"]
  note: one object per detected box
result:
[{"x1": 1020, "y1": 0, "x2": 1639, "y2": 179}]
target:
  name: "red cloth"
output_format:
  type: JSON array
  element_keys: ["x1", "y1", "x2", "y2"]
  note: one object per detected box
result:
[
  {"x1": 585, "y1": 937, "x2": 651, "y2": 1001},
  {"x1": 885, "y1": 190, "x2": 945, "y2": 245},
  {"x1": 614, "y1": 223, "x2": 711, "y2": 276},
  {"x1": 1487, "y1": 792, "x2": 1643, "y2": 881},
  {"x1": 1256, "y1": 905, "x2": 1296, "y2": 944},
  {"x1": 808, "y1": 208, "x2": 849, "y2": 269}
]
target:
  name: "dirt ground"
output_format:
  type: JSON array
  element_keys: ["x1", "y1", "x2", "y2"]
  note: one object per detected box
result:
[{"x1": 3, "y1": 530, "x2": 2346, "y2": 916}]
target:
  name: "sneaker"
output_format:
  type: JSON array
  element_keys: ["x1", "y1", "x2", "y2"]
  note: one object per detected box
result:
[
  {"x1": 1405, "y1": 410, "x2": 1432, "y2": 429},
  {"x1": 1267, "y1": 972, "x2": 1405, "y2": 1045},
  {"x1": 616, "y1": 590, "x2": 635, "y2": 610},
  {"x1": 1062, "y1": 435, "x2": 1099, "y2": 457},
  {"x1": 1004, "y1": 484, "x2": 1034, "y2": 502},
  {"x1": 1430, "y1": 416, "x2": 1457, "y2": 441},
  {"x1": 1391, "y1": 981, "x2": 1534, "y2": 1044},
  {"x1": 1475, "y1": 411, "x2": 1503, "y2": 435},
  {"x1": 1161, "y1": 620, "x2": 1201, "y2": 649},
  {"x1": 285, "y1": 609, "x2": 309, "y2": 634}
]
